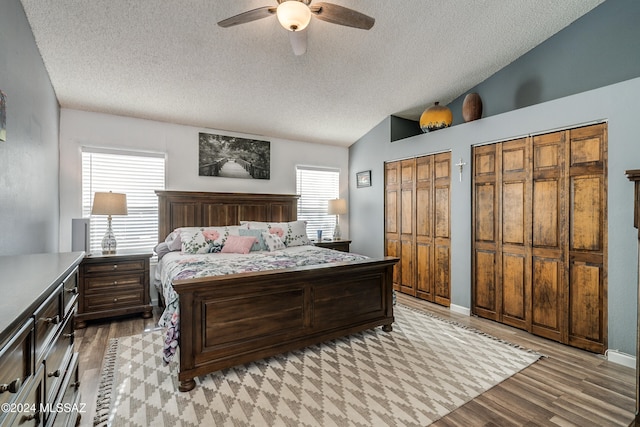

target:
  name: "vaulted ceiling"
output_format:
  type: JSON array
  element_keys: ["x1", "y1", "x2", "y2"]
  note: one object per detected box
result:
[{"x1": 20, "y1": 0, "x2": 603, "y2": 146}]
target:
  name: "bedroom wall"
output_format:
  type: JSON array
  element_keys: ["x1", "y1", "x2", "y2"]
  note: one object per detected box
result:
[
  {"x1": 58, "y1": 109, "x2": 350, "y2": 253},
  {"x1": 349, "y1": 0, "x2": 640, "y2": 357},
  {"x1": 0, "y1": 0, "x2": 61, "y2": 256},
  {"x1": 351, "y1": 77, "x2": 640, "y2": 357}
]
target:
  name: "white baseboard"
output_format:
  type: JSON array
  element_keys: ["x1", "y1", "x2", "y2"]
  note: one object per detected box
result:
[
  {"x1": 450, "y1": 304, "x2": 470, "y2": 316},
  {"x1": 606, "y1": 349, "x2": 636, "y2": 369}
]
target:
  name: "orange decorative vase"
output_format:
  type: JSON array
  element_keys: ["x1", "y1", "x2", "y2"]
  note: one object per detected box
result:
[
  {"x1": 419, "y1": 102, "x2": 453, "y2": 132},
  {"x1": 462, "y1": 93, "x2": 483, "y2": 122}
]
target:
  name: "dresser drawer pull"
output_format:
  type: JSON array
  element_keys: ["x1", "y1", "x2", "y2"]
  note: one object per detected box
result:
[
  {"x1": 65, "y1": 287, "x2": 78, "y2": 294},
  {"x1": 43, "y1": 315, "x2": 60, "y2": 325},
  {"x1": 113, "y1": 298, "x2": 119, "y2": 303},
  {"x1": 47, "y1": 369, "x2": 61, "y2": 378},
  {"x1": 113, "y1": 281, "x2": 118, "y2": 285},
  {"x1": 0, "y1": 378, "x2": 21, "y2": 394},
  {"x1": 64, "y1": 332, "x2": 75, "y2": 340},
  {"x1": 112, "y1": 265, "x2": 118, "y2": 270}
]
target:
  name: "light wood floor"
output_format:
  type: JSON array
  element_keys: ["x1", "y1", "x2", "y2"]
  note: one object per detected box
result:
[{"x1": 74, "y1": 295, "x2": 636, "y2": 426}]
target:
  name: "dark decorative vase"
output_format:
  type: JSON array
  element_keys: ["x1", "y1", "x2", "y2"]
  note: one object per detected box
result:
[{"x1": 462, "y1": 93, "x2": 483, "y2": 122}]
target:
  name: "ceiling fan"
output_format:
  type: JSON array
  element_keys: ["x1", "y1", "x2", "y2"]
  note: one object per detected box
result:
[{"x1": 217, "y1": 0, "x2": 375, "y2": 55}]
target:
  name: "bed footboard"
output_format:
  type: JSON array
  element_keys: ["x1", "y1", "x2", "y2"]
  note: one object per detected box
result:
[{"x1": 173, "y1": 257, "x2": 398, "y2": 392}]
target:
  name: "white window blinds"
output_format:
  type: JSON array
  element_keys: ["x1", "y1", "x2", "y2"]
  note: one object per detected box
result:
[
  {"x1": 82, "y1": 148, "x2": 166, "y2": 253},
  {"x1": 296, "y1": 167, "x2": 339, "y2": 240}
]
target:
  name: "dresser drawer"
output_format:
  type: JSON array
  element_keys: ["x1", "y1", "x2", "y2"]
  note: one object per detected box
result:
[
  {"x1": 83, "y1": 259, "x2": 146, "y2": 274},
  {"x1": 49, "y1": 353, "x2": 80, "y2": 427},
  {"x1": 84, "y1": 289, "x2": 145, "y2": 311},
  {"x1": 1, "y1": 365, "x2": 44, "y2": 427},
  {"x1": 84, "y1": 273, "x2": 145, "y2": 293},
  {"x1": 43, "y1": 314, "x2": 74, "y2": 404},
  {"x1": 33, "y1": 289, "x2": 62, "y2": 364},
  {"x1": 61, "y1": 269, "x2": 78, "y2": 317},
  {"x1": 0, "y1": 320, "x2": 33, "y2": 413}
]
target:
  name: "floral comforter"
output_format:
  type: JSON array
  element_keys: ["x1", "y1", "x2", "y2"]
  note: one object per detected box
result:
[{"x1": 156, "y1": 245, "x2": 368, "y2": 363}]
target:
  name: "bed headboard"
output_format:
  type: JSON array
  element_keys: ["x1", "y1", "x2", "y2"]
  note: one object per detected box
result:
[{"x1": 155, "y1": 191, "x2": 299, "y2": 241}]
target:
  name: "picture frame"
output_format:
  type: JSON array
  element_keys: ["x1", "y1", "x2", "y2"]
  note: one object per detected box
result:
[
  {"x1": 356, "y1": 170, "x2": 371, "y2": 188},
  {"x1": 198, "y1": 132, "x2": 270, "y2": 180}
]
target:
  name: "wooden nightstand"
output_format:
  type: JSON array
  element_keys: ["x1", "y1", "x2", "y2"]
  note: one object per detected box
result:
[
  {"x1": 74, "y1": 251, "x2": 152, "y2": 328},
  {"x1": 314, "y1": 239, "x2": 351, "y2": 252}
]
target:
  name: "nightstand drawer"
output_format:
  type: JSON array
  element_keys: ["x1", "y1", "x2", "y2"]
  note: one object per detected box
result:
[
  {"x1": 83, "y1": 259, "x2": 146, "y2": 274},
  {"x1": 84, "y1": 290, "x2": 145, "y2": 311},
  {"x1": 84, "y1": 273, "x2": 145, "y2": 293}
]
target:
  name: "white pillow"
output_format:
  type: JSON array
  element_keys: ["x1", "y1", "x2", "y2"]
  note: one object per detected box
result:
[
  {"x1": 243, "y1": 220, "x2": 311, "y2": 247},
  {"x1": 262, "y1": 231, "x2": 285, "y2": 251}
]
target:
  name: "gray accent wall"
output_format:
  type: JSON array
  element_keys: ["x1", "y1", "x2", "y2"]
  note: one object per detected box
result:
[
  {"x1": 0, "y1": 0, "x2": 60, "y2": 255},
  {"x1": 349, "y1": 0, "x2": 640, "y2": 355}
]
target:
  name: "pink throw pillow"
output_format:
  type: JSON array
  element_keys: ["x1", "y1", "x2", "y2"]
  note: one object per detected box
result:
[{"x1": 220, "y1": 235, "x2": 257, "y2": 254}]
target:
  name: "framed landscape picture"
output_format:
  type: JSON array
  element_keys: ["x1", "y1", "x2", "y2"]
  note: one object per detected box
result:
[
  {"x1": 356, "y1": 170, "x2": 371, "y2": 188},
  {"x1": 198, "y1": 132, "x2": 270, "y2": 179}
]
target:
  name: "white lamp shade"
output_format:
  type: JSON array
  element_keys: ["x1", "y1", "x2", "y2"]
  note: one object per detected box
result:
[
  {"x1": 277, "y1": 1, "x2": 312, "y2": 31},
  {"x1": 91, "y1": 192, "x2": 128, "y2": 216},
  {"x1": 327, "y1": 198, "x2": 347, "y2": 215}
]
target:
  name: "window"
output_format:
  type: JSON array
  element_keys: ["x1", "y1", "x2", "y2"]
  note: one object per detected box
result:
[
  {"x1": 82, "y1": 148, "x2": 166, "y2": 253},
  {"x1": 296, "y1": 166, "x2": 339, "y2": 240}
]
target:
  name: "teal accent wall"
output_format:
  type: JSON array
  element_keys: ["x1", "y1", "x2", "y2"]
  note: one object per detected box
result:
[{"x1": 349, "y1": 0, "x2": 640, "y2": 355}]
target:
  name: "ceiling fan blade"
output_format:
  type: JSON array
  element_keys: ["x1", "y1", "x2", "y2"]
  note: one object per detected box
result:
[
  {"x1": 310, "y1": 2, "x2": 374, "y2": 30},
  {"x1": 289, "y1": 29, "x2": 307, "y2": 55},
  {"x1": 217, "y1": 6, "x2": 276, "y2": 28}
]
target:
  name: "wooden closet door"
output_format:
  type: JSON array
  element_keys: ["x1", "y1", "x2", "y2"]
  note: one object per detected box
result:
[
  {"x1": 501, "y1": 139, "x2": 530, "y2": 330},
  {"x1": 385, "y1": 162, "x2": 401, "y2": 290},
  {"x1": 399, "y1": 159, "x2": 416, "y2": 295},
  {"x1": 472, "y1": 123, "x2": 607, "y2": 353},
  {"x1": 433, "y1": 153, "x2": 451, "y2": 306},
  {"x1": 567, "y1": 124, "x2": 607, "y2": 353},
  {"x1": 530, "y1": 131, "x2": 567, "y2": 343},
  {"x1": 473, "y1": 144, "x2": 500, "y2": 321},
  {"x1": 415, "y1": 156, "x2": 433, "y2": 301}
]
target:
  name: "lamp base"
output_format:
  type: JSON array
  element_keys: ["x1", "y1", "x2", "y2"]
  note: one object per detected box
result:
[
  {"x1": 101, "y1": 217, "x2": 117, "y2": 254},
  {"x1": 332, "y1": 223, "x2": 342, "y2": 240}
]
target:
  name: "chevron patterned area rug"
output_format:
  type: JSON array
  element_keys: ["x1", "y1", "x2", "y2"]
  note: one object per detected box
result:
[{"x1": 94, "y1": 305, "x2": 541, "y2": 427}]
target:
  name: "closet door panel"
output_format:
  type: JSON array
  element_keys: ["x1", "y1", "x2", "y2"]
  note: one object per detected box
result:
[
  {"x1": 475, "y1": 184, "x2": 497, "y2": 242},
  {"x1": 434, "y1": 244, "x2": 450, "y2": 305},
  {"x1": 570, "y1": 176, "x2": 602, "y2": 252},
  {"x1": 474, "y1": 250, "x2": 498, "y2": 320},
  {"x1": 568, "y1": 261, "x2": 603, "y2": 351},
  {"x1": 531, "y1": 257, "x2": 562, "y2": 341},
  {"x1": 415, "y1": 242, "x2": 432, "y2": 300},
  {"x1": 502, "y1": 253, "x2": 526, "y2": 328},
  {"x1": 532, "y1": 180, "x2": 560, "y2": 247}
]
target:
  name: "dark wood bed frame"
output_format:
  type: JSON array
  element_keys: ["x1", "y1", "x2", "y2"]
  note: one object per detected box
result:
[{"x1": 156, "y1": 191, "x2": 398, "y2": 392}]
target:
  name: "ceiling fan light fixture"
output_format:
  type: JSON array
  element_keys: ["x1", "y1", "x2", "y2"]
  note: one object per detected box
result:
[{"x1": 277, "y1": 1, "x2": 311, "y2": 31}]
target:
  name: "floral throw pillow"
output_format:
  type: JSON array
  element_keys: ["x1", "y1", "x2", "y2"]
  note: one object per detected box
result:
[
  {"x1": 262, "y1": 231, "x2": 285, "y2": 251},
  {"x1": 243, "y1": 220, "x2": 311, "y2": 247},
  {"x1": 180, "y1": 226, "x2": 242, "y2": 254}
]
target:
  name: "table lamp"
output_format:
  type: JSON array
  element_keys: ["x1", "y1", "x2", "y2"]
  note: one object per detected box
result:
[
  {"x1": 91, "y1": 191, "x2": 128, "y2": 254},
  {"x1": 327, "y1": 198, "x2": 347, "y2": 240}
]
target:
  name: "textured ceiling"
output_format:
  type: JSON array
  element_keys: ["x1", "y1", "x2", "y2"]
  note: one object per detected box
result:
[{"x1": 19, "y1": 0, "x2": 603, "y2": 147}]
